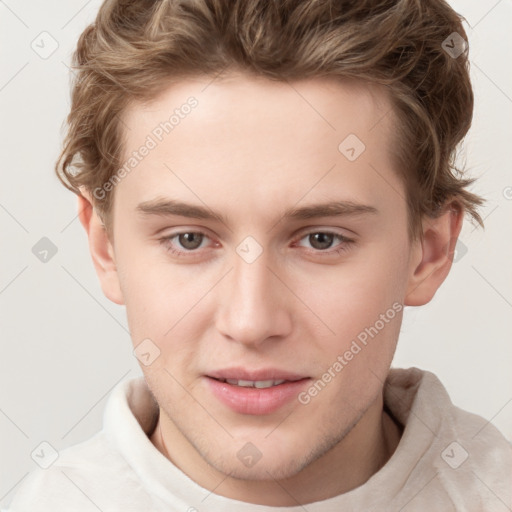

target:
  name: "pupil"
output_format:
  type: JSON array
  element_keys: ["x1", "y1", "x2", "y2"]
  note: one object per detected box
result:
[
  {"x1": 310, "y1": 233, "x2": 334, "y2": 250},
  {"x1": 179, "y1": 233, "x2": 203, "y2": 250}
]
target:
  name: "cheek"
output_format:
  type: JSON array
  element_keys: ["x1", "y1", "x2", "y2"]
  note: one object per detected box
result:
[
  {"x1": 113, "y1": 249, "x2": 171, "y2": 339},
  {"x1": 294, "y1": 254, "x2": 406, "y2": 414},
  {"x1": 288, "y1": 240, "x2": 409, "y2": 392},
  {"x1": 296, "y1": 243, "x2": 408, "y2": 336},
  {"x1": 115, "y1": 250, "x2": 220, "y2": 372}
]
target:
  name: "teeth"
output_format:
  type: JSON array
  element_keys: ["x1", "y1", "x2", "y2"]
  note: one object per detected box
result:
[{"x1": 225, "y1": 379, "x2": 286, "y2": 389}]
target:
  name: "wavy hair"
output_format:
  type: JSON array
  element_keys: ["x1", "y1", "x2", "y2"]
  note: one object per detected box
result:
[{"x1": 56, "y1": 0, "x2": 483, "y2": 238}]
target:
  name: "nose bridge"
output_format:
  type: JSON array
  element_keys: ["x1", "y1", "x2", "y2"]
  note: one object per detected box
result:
[
  {"x1": 215, "y1": 247, "x2": 291, "y2": 345},
  {"x1": 233, "y1": 253, "x2": 271, "y2": 308}
]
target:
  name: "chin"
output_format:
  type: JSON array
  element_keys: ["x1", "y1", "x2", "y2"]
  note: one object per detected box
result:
[
  {"x1": 205, "y1": 429, "x2": 333, "y2": 481},
  {"x1": 211, "y1": 452, "x2": 308, "y2": 482}
]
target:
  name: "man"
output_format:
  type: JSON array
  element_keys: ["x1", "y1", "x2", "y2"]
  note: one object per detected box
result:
[{"x1": 6, "y1": 0, "x2": 511, "y2": 510}]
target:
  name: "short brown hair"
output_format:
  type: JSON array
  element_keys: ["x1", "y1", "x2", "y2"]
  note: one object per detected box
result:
[{"x1": 56, "y1": 0, "x2": 483, "y2": 238}]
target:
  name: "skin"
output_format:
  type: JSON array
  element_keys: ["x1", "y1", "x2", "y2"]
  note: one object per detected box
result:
[{"x1": 78, "y1": 73, "x2": 463, "y2": 506}]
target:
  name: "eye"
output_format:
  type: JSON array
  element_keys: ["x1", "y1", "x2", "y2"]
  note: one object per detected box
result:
[
  {"x1": 160, "y1": 231, "x2": 213, "y2": 256},
  {"x1": 296, "y1": 231, "x2": 353, "y2": 253},
  {"x1": 174, "y1": 232, "x2": 206, "y2": 250},
  {"x1": 303, "y1": 232, "x2": 335, "y2": 250}
]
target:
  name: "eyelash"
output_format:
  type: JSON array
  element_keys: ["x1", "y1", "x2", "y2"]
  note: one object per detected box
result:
[{"x1": 159, "y1": 230, "x2": 355, "y2": 259}]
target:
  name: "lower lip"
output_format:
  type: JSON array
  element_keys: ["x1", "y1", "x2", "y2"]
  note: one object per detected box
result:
[{"x1": 205, "y1": 377, "x2": 311, "y2": 415}]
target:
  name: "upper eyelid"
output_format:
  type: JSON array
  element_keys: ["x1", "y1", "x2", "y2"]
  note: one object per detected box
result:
[
  {"x1": 160, "y1": 228, "x2": 215, "y2": 243},
  {"x1": 162, "y1": 227, "x2": 351, "y2": 239},
  {"x1": 292, "y1": 228, "x2": 354, "y2": 244}
]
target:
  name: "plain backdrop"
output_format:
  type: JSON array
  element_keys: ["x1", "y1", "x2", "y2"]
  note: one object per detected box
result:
[{"x1": 1, "y1": 0, "x2": 511, "y2": 507}]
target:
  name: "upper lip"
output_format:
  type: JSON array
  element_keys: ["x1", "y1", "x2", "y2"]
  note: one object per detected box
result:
[{"x1": 207, "y1": 367, "x2": 309, "y2": 382}]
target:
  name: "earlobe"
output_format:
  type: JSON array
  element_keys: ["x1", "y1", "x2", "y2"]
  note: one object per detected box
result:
[
  {"x1": 405, "y1": 203, "x2": 464, "y2": 306},
  {"x1": 77, "y1": 192, "x2": 125, "y2": 305}
]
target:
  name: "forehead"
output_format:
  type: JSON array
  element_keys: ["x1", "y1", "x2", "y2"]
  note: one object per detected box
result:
[
  {"x1": 115, "y1": 74, "x2": 402, "y2": 224},
  {"x1": 122, "y1": 73, "x2": 392, "y2": 145}
]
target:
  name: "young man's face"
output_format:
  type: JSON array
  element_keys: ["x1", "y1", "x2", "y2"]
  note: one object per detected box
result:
[{"x1": 86, "y1": 74, "x2": 444, "y2": 485}]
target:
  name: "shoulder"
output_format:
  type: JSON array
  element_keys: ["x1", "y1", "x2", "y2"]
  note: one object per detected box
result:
[
  {"x1": 434, "y1": 402, "x2": 512, "y2": 508},
  {"x1": 6, "y1": 432, "x2": 135, "y2": 512},
  {"x1": 4, "y1": 375, "x2": 160, "y2": 512},
  {"x1": 3, "y1": 432, "x2": 152, "y2": 512},
  {"x1": 386, "y1": 367, "x2": 512, "y2": 510}
]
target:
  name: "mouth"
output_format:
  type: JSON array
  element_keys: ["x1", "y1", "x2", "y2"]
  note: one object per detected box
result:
[
  {"x1": 207, "y1": 367, "x2": 308, "y2": 383},
  {"x1": 205, "y1": 368, "x2": 311, "y2": 415},
  {"x1": 210, "y1": 377, "x2": 297, "y2": 389}
]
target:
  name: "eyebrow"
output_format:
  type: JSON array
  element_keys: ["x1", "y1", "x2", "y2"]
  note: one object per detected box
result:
[
  {"x1": 137, "y1": 198, "x2": 228, "y2": 224},
  {"x1": 285, "y1": 201, "x2": 378, "y2": 220},
  {"x1": 136, "y1": 198, "x2": 378, "y2": 224}
]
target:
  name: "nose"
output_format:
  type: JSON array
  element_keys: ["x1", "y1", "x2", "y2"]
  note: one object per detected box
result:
[{"x1": 215, "y1": 250, "x2": 293, "y2": 348}]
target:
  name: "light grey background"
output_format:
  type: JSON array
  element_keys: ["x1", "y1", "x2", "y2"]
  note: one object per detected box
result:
[{"x1": 1, "y1": 0, "x2": 511, "y2": 506}]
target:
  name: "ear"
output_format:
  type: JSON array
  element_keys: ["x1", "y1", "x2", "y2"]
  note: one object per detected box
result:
[
  {"x1": 77, "y1": 191, "x2": 125, "y2": 305},
  {"x1": 405, "y1": 202, "x2": 464, "y2": 306}
]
